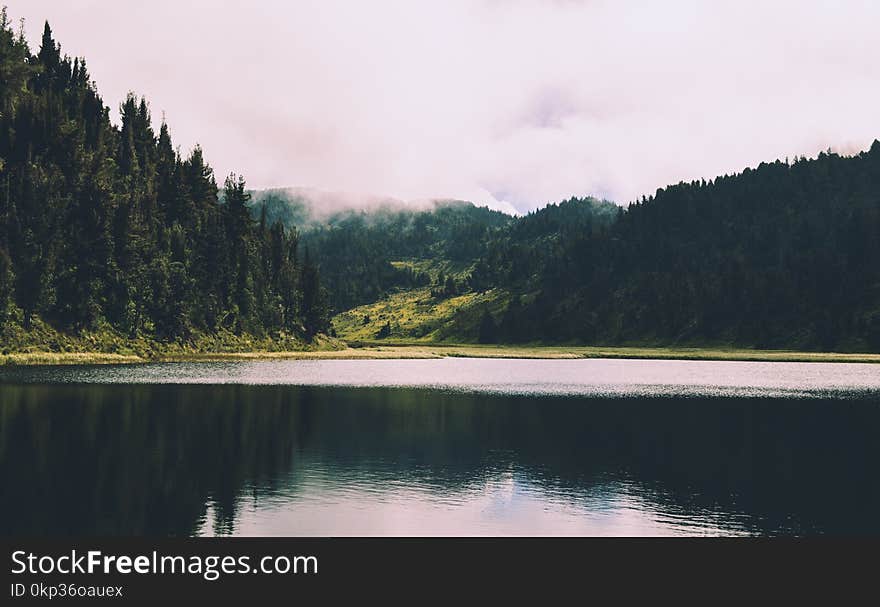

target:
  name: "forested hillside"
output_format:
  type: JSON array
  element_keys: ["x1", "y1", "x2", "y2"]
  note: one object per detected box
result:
[
  {"x1": 248, "y1": 193, "x2": 512, "y2": 312},
  {"x1": 0, "y1": 15, "x2": 329, "y2": 353},
  {"x1": 475, "y1": 149, "x2": 880, "y2": 351},
  {"x1": 260, "y1": 196, "x2": 617, "y2": 343}
]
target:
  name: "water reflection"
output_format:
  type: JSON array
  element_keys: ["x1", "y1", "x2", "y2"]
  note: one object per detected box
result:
[{"x1": 1, "y1": 382, "x2": 879, "y2": 536}]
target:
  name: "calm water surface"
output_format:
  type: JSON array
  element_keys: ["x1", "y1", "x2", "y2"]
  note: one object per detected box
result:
[{"x1": 1, "y1": 358, "x2": 879, "y2": 536}]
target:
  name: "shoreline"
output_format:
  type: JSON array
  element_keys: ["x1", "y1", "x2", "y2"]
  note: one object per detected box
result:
[{"x1": 2, "y1": 344, "x2": 880, "y2": 366}]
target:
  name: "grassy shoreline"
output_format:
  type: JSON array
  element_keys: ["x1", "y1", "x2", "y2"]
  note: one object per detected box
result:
[{"x1": 2, "y1": 343, "x2": 880, "y2": 365}]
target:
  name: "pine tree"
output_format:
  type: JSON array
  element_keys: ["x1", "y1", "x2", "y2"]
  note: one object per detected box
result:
[
  {"x1": 477, "y1": 309, "x2": 497, "y2": 344},
  {"x1": 300, "y1": 248, "x2": 328, "y2": 337}
]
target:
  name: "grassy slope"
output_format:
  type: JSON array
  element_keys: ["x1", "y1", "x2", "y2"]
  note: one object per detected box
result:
[
  {"x1": 332, "y1": 286, "x2": 507, "y2": 342},
  {"x1": 0, "y1": 313, "x2": 344, "y2": 365},
  {"x1": 333, "y1": 257, "x2": 511, "y2": 342}
]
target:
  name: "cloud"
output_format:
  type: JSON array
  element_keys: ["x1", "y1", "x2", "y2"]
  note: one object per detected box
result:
[{"x1": 7, "y1": 0, "x2": 880, "y2": 212}]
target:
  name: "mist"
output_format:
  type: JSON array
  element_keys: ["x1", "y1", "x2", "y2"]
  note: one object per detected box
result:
[
  {"x1": 249, "y1": 187, "x2": 436, "y2": 224},
  {"x1": 7, "y1": 0, "x2": 880, "y2": 213}
]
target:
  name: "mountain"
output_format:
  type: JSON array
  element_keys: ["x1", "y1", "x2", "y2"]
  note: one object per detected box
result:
[
  {"x1": 249, "y1": 189, "x2": 619, "y2": 342},
  {"x1": 247, "y1": 189, "x2": 514, "y2": 312},
  {"x1": 476, "y1": 148, "x2": 880, "y2": 351}
]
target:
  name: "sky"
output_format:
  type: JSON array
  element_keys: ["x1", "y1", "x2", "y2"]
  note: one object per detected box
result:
[{"x1": 6, "y1": 0, "x2": 880, "y2": 214}]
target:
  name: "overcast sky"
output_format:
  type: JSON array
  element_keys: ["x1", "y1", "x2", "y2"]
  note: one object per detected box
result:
[{"x1": 7, "y1": 0, "x2": 880, "y2": 213}]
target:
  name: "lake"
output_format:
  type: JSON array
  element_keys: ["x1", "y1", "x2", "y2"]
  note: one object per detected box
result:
[{"x1": 1, "y1": 358, "x2": 879, "y2": 536}]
